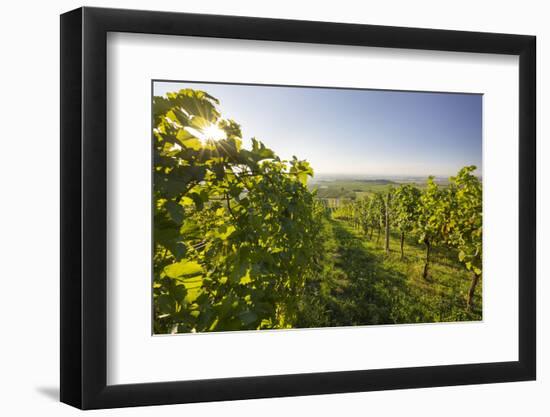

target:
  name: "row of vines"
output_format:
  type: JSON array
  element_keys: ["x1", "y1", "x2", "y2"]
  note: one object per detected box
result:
[{"x1": 332, "y1": 168, "x2": 482, "y2": 309}]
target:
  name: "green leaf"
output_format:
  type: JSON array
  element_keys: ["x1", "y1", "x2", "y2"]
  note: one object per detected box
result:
[
  {"x1": 238, "y1": 310, "x2": 258, "y2": 326},
  {"x1": 181, "y1": 276, "x2": 203, "y2": 303},
  {"x1": 238, "y1": 270, "x2": 252, "y2": 285},
  {"x1": 171, "y1": 285, "x2": 187, "y2": 302},
  {"x1": 189, "y1": 192, "x2": 205, "y2": 210},
  {"x1": 157, "y1": 294, "x2": 175, "y2": 314},
  {"x1": 189, "y1": 115, "x2": 211, "y2": 130},
  {"x1": 181, "y1": 137, "x2": 202, "y2": 151},
  {"x1": 164, "y1": 260, "x2": 203, "y2": 278},
  {"x1": 155, "y1": 226, "x2": 179, "y2": 246},
  {"x1": 176, "y1": 128, "x2": 193, "y2": 141},
  {"x1": 164, "y1": 201, "x2": 184, "y2": 224},
  {"x1": 218, "y1": 224, "x2": 236, "y2": 240},
  {"x1": 180, "y1": 219, "x2": 200, "y2": 237}
]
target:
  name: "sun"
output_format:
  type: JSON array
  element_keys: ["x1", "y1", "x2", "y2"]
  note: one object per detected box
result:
[{"x1": 201, "y1": 124, "x2": 227, "y2": 142}]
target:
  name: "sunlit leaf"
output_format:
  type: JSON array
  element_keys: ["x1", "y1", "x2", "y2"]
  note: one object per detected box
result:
[{"x1": 164, "y1": 260, "x2": 203, "y2": 278}]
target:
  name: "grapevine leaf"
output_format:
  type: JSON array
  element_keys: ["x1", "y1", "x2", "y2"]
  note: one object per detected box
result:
[
  {"x1": 238, "y1": 311, "x2": 258, "y2": 326},
  {"x1": 157, "y1": 294, "x2": 175, "y2": 314},
  {"x1": 164, "y1": 260, "x2": 203, "y2": 278},
  {"x1": 164, "y1": 201, "x2": 184, "y2": 224}
]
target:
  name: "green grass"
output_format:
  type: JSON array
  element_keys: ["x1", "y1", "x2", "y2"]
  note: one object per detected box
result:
[{"x1": 297, "y1": 218, "x2": 482, "y2": 328}]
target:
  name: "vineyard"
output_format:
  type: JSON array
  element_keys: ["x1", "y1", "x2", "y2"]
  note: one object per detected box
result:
[{"x1": 153, "y1": 88, "x2": 482, "y2": 334}]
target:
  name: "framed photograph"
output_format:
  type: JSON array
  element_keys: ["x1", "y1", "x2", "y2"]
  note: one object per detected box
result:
[{"x1": 60, "y1": 6, "x2": 536, "y2": 409}]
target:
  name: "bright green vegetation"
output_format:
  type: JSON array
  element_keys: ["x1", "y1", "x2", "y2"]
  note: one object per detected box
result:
[
  {"x1": 153, "y1": 88, "x2": 482, "y2": 334},
  {"x1": 312, "y1": 179, "x2": 401, "y2": 199},
  {"x1": 297, "y1": 218, "x2": 479, "y2": 328}
]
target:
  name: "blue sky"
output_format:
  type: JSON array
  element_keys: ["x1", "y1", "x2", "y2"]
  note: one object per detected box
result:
[{"x1": 154, "y1": 81, "x2": 482, "y2": 177}]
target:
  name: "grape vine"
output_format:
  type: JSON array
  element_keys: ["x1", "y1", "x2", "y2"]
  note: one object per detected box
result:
[
  {"x1": 153, "y1": 89, "x2": 322, "y2": 333},
  {"x1": 152, "y1": 88, "x2": 483, "y2": 333}
]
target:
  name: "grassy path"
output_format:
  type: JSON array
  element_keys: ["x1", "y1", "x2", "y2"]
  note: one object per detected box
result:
[{"x1": 305, "y1": 218, "x2": 481, "y2": 327}]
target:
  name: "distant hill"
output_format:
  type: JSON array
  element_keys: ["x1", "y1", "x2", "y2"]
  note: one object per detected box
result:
[{"x1": 354, "y1": 179, "x2": 397, "y2": 184}]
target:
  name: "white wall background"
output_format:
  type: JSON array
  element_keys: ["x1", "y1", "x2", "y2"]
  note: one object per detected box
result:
[{"x1": 0, "y1": 0, "x2": 545, "y2": 415}]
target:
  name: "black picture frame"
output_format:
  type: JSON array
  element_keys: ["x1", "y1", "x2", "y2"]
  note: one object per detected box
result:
[{"x1": 60, "y1": 6, "x2": 536, "y2": 410}]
